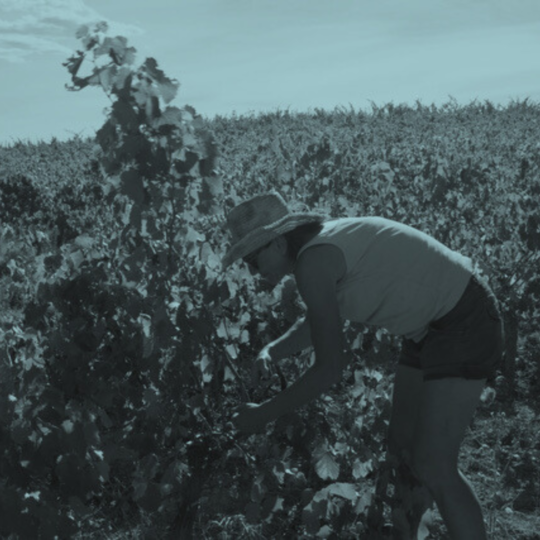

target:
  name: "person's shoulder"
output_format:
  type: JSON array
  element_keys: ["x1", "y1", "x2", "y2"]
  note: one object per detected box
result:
[
  {"x1": 294, "y1": 243, "x2": 346, "y2": 285},
  {"x1": 294, "y1": 244, "x2": 344, "y2": 313}
]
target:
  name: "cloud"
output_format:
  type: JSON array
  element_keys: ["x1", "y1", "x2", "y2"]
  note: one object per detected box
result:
[
  {"x1": 0, "y1": 33, "x2": 72, "y2": 62},
  {"x1": 0, "y1": 0, "x2": 144, "y2": 63},
  {"x1": 359, "y1": 0, "x2": 540, "y2": 39}
]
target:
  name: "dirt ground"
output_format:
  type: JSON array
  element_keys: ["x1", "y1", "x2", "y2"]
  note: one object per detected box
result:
[{"x1": 422, "y1": 396, "x2": 540, "y2": 540}]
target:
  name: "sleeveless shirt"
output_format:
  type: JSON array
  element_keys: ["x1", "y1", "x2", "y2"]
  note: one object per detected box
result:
[{"x1": 296, "y1": 217, "x2": 473, "y2": 342}]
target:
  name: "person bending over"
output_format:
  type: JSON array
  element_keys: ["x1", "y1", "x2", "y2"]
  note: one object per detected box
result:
[{"x1": 224, "y1": 191, "x2": 504, "y2": 540}]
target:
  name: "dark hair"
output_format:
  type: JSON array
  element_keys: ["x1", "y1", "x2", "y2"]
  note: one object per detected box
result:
[{"x1": 282, "y1": 221, "x2": 325, "y2": 261}]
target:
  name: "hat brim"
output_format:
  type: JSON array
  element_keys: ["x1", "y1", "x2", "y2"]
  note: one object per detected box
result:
[{"x1": 221, "y1": 212, "x2": 329, "y2": 271}]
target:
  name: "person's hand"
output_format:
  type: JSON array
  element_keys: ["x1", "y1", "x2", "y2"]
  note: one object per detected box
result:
[
  {"x1": 250, "y1": 346, "x2": 275, "y2": 388},
  {"x1": 232, "y1": 403, "x2": 268, "y2": 434}
]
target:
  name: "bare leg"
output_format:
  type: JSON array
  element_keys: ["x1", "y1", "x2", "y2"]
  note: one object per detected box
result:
[
  {"x1": 388, "y1": 366, "x2": 435, "y2": 539},
  {"x1": 388, "y1": 457, "x2": 435, "y2": 540},
  {"x1": 410, "y1": 377, "x2": 487, "y2": 540}
]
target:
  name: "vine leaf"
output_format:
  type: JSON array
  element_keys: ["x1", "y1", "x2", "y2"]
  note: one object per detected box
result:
[
  {"x1": 313, "y1": 441, "x2": 340, "y2": 480},
  {"x1": 121, "y1": 168, "x2": 145, "y2": 205},
  {"x1": 352, "y1": 457, "x2": 372, "y2": 479},
  {"x1": 63, "y1": 53, "x2": 84, "y2": 77},
  {"x1": 322, "y1": 482, "x2": 358, "y2": 501},
  {"x1": 142, "y1": 58, "x2": 179, "y2": 104},
  {"x1": 75, "y1": 25, "x2": 89, "y2": 40}
]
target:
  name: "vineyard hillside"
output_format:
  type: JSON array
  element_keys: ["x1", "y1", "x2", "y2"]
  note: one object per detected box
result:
[{"x1": 1, "y1": 99, "x2": 539, "y2": 539}]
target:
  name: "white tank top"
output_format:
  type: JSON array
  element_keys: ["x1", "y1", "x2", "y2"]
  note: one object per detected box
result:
[{"x1": 296, "y1": 217, "x2": 473, "y2": 342}]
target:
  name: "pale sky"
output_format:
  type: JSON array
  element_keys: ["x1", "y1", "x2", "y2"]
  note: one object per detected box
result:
[{"x1": 1, "y1": 0, "x2": 540, "y2": 146}]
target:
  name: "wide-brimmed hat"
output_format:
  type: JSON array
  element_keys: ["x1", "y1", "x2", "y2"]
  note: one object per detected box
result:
[{"x1": 221, "y1": 190, "x2": 329, "y2": 270}]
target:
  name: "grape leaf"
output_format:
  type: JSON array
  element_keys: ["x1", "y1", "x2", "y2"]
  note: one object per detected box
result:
[
  {"x1": 111, "y1": 100, "x2": 139, "y2": 133},
  {"x1": 63, "y1": 53, "x2": 84, "y2": 76},
  {"x1": 153, "y1": 106, "x2": 184, "y2": 131},
  {"x1": 314, "y1": 451, "x2": 340, "y2": 481},
  {"x1": 95, "y1": 21, "x2": 109, "y2": 34},
  {"x1": 121, "y1": 169, "x2": 145, "y2": 205},
  {"x1": 75, "y1": 25, "x2": 89, "y2": 40},
  {"x1": 355, "y1": 491, "x2": 373, "y2": 514},
  {"x1": 98, "y1": 67, "x2": 114, "y2": 93},
  {"x1": 324, "y1": 482, "x2": 358, "y2": 501},
  {"x1": 352, "y1": 458, "x2": 372, "y2": 479},
  {"x1": 96, "y1": 119, "x2": 118, "y2": 150},
  {"x1": 74, "y1": 234, "x2": 95, "y2": 250},
  {"x1": 145, "y1": 95, "x2": 160, "y2": 123},
  {"x1": 302, "y1": 498, "x2": 328, "y2": 534},
  {"x1": 142, "y1": 57, "x2": 179, "y2": 104},
  {"x1": 317, "y1": 525, "x2": 333, "y2": 538},
  {"x1": 69, "y1": 250, "x2": 84, "y2": 270},
  {"x1": 94, "y1": 36, "x2": 113, "y2": 57},
  {"x1": 184, "y1": 104, "x2": 197, "y2": 117},
  {"x1": 109, "y1": 36, "x2": 128, "y2": 58},
  {"x1": 112, "y1": 66, "x2": 132, "y2": 92}
]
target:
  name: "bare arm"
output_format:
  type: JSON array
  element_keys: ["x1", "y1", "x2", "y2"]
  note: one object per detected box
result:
[
  {"x1": 258, "y1": 246, "x2": 347, "y2": 424},
  {"x1": 267, "y1": 316, "x2": 312, "y2": 361}
]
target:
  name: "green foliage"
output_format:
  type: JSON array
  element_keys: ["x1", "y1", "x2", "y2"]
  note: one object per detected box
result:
[
  {"x1": 0, "y1": 21, "x2": 226, "y2": 538},
  {"x1": 0, "y1": 21, "x2": 539, "y2": 538}
]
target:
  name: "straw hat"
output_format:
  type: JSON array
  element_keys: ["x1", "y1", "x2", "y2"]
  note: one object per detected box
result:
[{"x1": 222, "y1": 190, "x2": 329, "y2": 270}]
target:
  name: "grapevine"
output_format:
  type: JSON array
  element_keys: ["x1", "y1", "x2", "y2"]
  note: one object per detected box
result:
[{"x1": 0, "y1": 20, "x2": 537, "y2": 539}]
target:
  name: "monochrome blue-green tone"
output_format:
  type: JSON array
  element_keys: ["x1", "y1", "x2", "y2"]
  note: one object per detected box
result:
[{"x1": 1, "y1": 0, "x2": 539, "y2": 145}]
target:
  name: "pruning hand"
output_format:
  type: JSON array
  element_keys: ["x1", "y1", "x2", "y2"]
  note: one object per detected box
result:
[
  {"x1": 232, "y1": 403, "x2": 269, "y2": 434},
  {"x1": 250, "y1": 346, "x2": 275, "y2": 388}
]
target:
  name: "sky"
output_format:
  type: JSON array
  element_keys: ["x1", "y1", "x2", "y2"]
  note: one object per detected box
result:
[{"x1": 1, "y1": 0, "x2": 540, "y2": 146}]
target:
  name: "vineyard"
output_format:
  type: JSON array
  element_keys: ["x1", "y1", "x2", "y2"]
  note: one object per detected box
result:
[{"x1": 0, "y1": 21, "x2": 539, "y2": 539}]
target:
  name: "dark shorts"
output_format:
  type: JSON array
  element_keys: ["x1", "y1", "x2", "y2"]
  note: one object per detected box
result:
[{"x1": 398, "y1": 274, "x2": 505, "y2": 381}]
